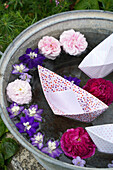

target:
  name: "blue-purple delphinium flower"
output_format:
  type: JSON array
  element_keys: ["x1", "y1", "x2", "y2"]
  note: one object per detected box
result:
[
  {"x1": 23, "y1": 105, "x2": 43, "y2": 122},
  {"x1": 12, "y1": 63, "x2": 29, "y2": 74},
  {"x1": 41, "y1": 140, "x2": 63, "y2": 158},
  {"x1": 16, "y1": 115, "x2": 39, "y2": 137},
  {"x1": 64, "y1": 75, "x2": 81, "y2": 86},
  {"x1": 30, "y1": 132, "x2": 44, "y2": 150},
  {"x1": 19, "y1": 73, "x2": 32, "y2": 83},
  {"x1": 72, "y1": 156, "x2": 86, "y2": 167},
  {"x1": 7, "y1": 102, "x2": 24, "y2": 119},
  {"x1": 19, "y1": 48, "x2": 45, "y2": 69},
  {"x1": 108, "y1": 160, "x2": 113, "y2": 168}
]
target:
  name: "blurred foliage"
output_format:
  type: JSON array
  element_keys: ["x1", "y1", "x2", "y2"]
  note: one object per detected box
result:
[{"x1": 0, "y1": 0, "x2": 113, "y2": 52}]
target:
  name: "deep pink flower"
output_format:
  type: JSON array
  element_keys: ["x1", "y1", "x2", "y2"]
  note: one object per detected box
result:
[
  {"x1": 60, "y1": 29, "x2": 88, "y2": 56},
  {"x1": 60, "y1": 127, "x2": 96, "y2": 159},
  {"x1": 83, "y1": 78, "x2": 113, "y2": 106}
]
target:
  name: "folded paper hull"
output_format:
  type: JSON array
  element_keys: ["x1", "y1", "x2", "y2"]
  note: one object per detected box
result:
[{"x1": 38, "y1": 65, "x2": 108, "y2": 122}]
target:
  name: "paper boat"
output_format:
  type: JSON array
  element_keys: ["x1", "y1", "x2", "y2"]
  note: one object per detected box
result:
[
  {"x1": 78, "y1": 34, "x2": 113, "y2": 78},
  {"x1": 38, "y1": 65, "x2": 108, "y2": 122},
  {"x1": 86, "y1": 124, "x2": 113, "y2": 153}
]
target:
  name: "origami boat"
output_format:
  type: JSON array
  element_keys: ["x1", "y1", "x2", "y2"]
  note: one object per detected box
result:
[
  {"x1": 86, "y1": 124, "x2": 113, "y2": 153},
  {"x1": 78, "y1": 34, "x2": 113, "y2": 78},
  {"x1": 38, "y1": 65, "x2": 108, "y2": 122}
]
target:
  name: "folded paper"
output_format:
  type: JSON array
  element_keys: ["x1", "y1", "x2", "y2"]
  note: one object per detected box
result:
[
  {"x1": 78, "y1": 34, "x2": 113, "y2": 78},
  {"x1": 86, "y1": 124, "x2": 113, "y2": 153},
  {"x1": 38, "y1": 65, "x2": 108, "y2": 122}
]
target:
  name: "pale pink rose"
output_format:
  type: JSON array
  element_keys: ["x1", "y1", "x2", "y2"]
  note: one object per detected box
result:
[
  {"x1": 38, "y1": 36, "x2": 61, "y2": 60},
  {"x1": 60, "y1": 29, "x2": 88, "y2": 56},
  {"x1": 6, "y1": 79, "x2": 32, "y2": 105}
]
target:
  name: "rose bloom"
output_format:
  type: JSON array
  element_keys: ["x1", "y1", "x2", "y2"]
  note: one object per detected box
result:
[
  {"x1": 60, "y1": 29, "x2": 88, "y2": 56},
  {"x1": 60, "y1": 127, "x2": 96, "y2": 159},
  {"x1": 83, "y1": 78, "x2": 113, "y2": 106},
  {"x1": 38, "y1": 36, "x2": 61, "y2": 60},
  {"x1": 6, "y1": 79, "x2": 32, "y2": 105}
]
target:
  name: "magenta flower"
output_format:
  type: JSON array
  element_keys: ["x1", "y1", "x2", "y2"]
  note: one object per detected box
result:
[
  {"x1": 23, "y1": 104, "x2": 43, "y2": 121},
  {"x1": 38, "y1": 36, "x2": 61, "y2": 60},
  {"x1": 7, "y1": 102, "x2": 24, "y2": 119},
  {"x1": 30, "y1": 132, "x2": 44, "y2": 149},
  {"x1": 19, "y1": 48, "x2": 45, "y2": 69},
  {"x1": 12, "y1": 63, "x2": 29, "y2": 74},
  {"x1": 60, "y1": 29, "x2": 88, "y2": 56},
  {"x1": 72, "y1": 156, "x2": 86, "y2": 167},
  {"x1": 83, "y1": 78, "x2": 113, "y2": 106},
  {"x1": 19, "y1": 73, "x2": 32, "y2": 83},
  {"x1": 16, "y1": 115, "x2": 39, "y2": 137},
  {"x1": 64, "y1": 75, "x2": 81, "y2": 86},
  {"x1": 41, "y1": 140, "x2": 63, "y2": 158},
  {"x1": 60, "y1": 127, "x2": 96, "y2": 159}
]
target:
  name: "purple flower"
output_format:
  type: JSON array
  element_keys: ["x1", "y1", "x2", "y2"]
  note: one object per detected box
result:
[
  {"x1": 72, "y1": 156, "x2": 86, "y2": 167},
  {"x1": 64, "y1": 75, "x2": 81, "y2": 86},
  {"x1": 30, "y1": 132, "x2": 44, "y2": 149},
  {"x1": 7, "y1": 102, "x2": 24, "y2": 119},
  {"x1": 23, "y1": 105, "x2": 43, "y2": 122},
  {"x1": 41, "y1": 140, "x2": 63, "y2": 158},
  {"x1": 19, "y1": 73, "x2": 32, "y2": 82},
  {"x1": 16, "y1": 115, "x2": 39, "y2": 137},
  {"x1": 19, "y1": 48, "x2": 45, "y2": 69},
  {"x1": 12, "y1": 63, "x2": 29, "y2": 74},
  {"x1": 108, "y1": 160, "x2": 113, "y2": 168}
]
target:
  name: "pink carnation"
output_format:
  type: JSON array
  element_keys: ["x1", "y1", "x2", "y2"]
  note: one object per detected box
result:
[
  {"x1": 6, "y1": 79, "x2": 32, "y2": 105},
  {"x1": 60, "y1": 127, "x2": 96, "y2": 159},
  {"x1": 38, "y1": 36, "x2": 61, "y2": 60},
  {"x1": 83, "y1": 78, "x2": 113, "y2": 106},
  {"x1": 60, "y1": 29, "x2": 88, "y2": 56}
]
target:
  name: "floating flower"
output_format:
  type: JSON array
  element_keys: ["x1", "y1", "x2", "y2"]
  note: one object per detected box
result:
[
  {"x1": 72, "y1": 156, "x2": 86, "y2": 167},
  {"x1": 16, "y1": 115, "x2": 39, "y2": 137},
  {"x1": 41, "y1": 140, "x2": 63, "y2": 158},
  {"x1": 7, "y1": 102, "x2": 24, "y2": 119},
  {"x1": 64, "y1": 75, "x2": 81, "y2": 86},
  {"x1": 60, "y1": 127, "x2": 96, "y2": 159},
  {"x1": 83, "y1": 78, "x2": 113, "y2": 106},
  {"x1": 60, "y1": 29, "x2": 88, "y2": 56},
  {"x1": 19, "y1": 73, "x2": 32, "y2": 83},
  {"x1": 38, "y1": 36, "x2": 61, "y2": 60},
  {"x1": 19, "y1": 48, "x2": 45, "y2": 69},
  {"x1": 30, "y1": 132, "x2": 44, "y2": 149},
  {"x1": 23, "y1": 104, "x2": 43, "y2": 121},
  {"x1": 12, "y1": 63, "x2": 29, "y2": 74},
  {"x1": 6, "y1": 79, "x2": 32, "y2": 105},
  {"x1": 108, "y1": 160, "x2": 113, "y2": 168}
]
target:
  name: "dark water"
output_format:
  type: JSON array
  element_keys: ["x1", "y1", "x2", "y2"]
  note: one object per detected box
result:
[{"x1": 8, "y1": 32, "x2": 113, "y2": 168}]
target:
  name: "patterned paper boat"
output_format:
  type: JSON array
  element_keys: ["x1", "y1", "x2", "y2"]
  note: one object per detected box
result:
[
  {"x1": 86, "y1": 124, "x2": 113, "y2": 153},
  {"x1": 78, "y1": 33, "x2": 113, "y2": 78},
  {"x1": 38, "y1": 65, "x2": 108, "y2": 122}
]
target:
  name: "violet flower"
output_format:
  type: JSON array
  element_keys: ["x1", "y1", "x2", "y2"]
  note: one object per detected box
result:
[
  {"x1": 64, "y1": 75, "x2": 81, "y2": 86},
  {"x1": 7, "y1": 102, "x2": 24, "y2": 119},
  {"x1": 19, "y1": 73, "x2": 32, "y2": 83},
  {"x1": 19, "y1": 48, "x2": 45, "y2": 69},
  {"x1": 72, "y1": 156, "x2": 86, "y2": 167},
  {"x1": 23, "y1": 105, "x2": 43, "y2": 122},
  {"x1": 12, "y1": 63, "x2": 29, "y2": 74},
  {"x1": 16, "y1": 115, "x2": 39, "y2": 137},
  {"x1": 108, "y1": 160, "x2": 113, "y2": 168},
  {"x1": 30, "y1": 132, "x2": 44, "y2": 150},
  {"x1": 41, "y1": 140, "x2": 63, "y2": 158}
]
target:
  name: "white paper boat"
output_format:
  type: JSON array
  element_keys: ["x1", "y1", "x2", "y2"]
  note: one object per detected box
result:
[
  {"x1": 38, "y1": 65, "x2": 108, "y2": 122},
  {"x1": 78, "y1": 34, "x2": 113, "y2": 78},
  {"x1": 86, "y1": 124, "x2": 113, "y2": 153}
]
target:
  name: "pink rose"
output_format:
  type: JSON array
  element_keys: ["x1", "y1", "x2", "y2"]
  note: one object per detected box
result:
[
  {"x1": 6, "y1": 79, "x2": 32, "y2": 105},
  {"x1": 60, "y1": 29, "x2": 88, "y2": 56},
  {"x1": 38, "y1": 36, "x2": 61, "y2": 60},
  {"x1": 83, "y1": 78, "x2": 113, "y2": 106},
  {"x1": 60, "y1": 127, "x2": 96, "y2": 159}
]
